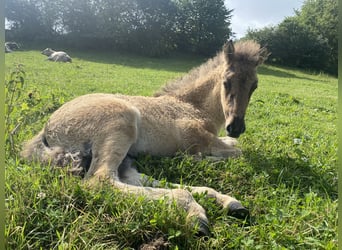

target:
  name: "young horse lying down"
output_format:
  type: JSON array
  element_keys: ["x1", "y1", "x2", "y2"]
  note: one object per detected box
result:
[
  {"x1": 41, "y1": 48, "x2": 72, "y2": 62},
  {"x1": 22, "y1": 40, "x2": 268, "y2": 236}
]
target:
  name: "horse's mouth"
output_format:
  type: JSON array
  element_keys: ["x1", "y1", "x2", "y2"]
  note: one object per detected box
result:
[{"x1": 227, "y1": 132, "x2": 242, "y2": 138}]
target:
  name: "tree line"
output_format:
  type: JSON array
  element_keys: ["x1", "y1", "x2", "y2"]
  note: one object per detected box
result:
[
  {"x1": 245, "y1": 0, "x2": 337, "y2": 75},
  {"x1": 5, "y1": 0, "x2": 232, "y2": 56}
]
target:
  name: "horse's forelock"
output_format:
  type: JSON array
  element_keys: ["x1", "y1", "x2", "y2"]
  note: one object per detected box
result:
[{"x1": 233, "y1": 41, "x2": 268, "y2": 66}]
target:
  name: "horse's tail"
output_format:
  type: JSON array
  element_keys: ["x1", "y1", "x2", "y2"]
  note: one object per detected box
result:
[{"x1": 20, "y1": 129, "x2": 64, "y2": 164}]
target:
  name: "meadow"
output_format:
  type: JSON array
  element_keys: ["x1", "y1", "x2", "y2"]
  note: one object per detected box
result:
[{"x1": 5, "y1": 49, "x2": 337, "y2": 249}]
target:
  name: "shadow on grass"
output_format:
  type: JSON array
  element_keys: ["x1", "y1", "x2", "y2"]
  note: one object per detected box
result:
[
  {"x1": 72, "y1": 50, "x2": 204, "y2": 73},
  {"x1": 18, "y1": 47, "x2": 326, "y2": 82},
  {"x1": 243, "y1": 149, "x2": 337, "y2": 200},
  {"x1": 17, "y1": 45, "x2": 204, "y2": 73},
  {"x1": 72, "y1": 53, "x2": 329, "y2": 83},
  {"x1": 134, "y1": 149, "x2": 337, "y2": 202},
  {"x1": 258, "y1": 65, "x2": 322, "y2": 82}
]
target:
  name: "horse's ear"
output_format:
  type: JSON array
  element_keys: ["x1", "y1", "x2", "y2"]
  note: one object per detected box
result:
[
  {"x1": 223, "y1": 40, "x2": 235, "y2": 63},
  {"x1": 257, "y1": 47, "x2": 271, "y2": 66}
]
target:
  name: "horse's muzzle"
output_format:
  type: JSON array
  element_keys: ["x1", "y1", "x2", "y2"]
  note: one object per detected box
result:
[{"x1": 226, "y1": 117, "x2": 246, "y2": 138}]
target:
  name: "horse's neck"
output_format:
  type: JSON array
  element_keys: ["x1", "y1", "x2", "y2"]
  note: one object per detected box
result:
[{"x1": 174, "y1": 76, "x2": 225, "y2": 134}]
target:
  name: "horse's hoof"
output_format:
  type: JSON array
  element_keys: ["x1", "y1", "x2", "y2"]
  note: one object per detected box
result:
[
  {"x1": 227, "y1": 201, "x2": 250, "y2": 220},
  {"x1": 195, "y1": 218, "x2": 211, "y2": 237}
]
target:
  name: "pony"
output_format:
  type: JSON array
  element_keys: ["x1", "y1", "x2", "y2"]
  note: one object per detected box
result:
[
  {"x1": 5, "y1": 42, "x2": 20, "y2": 53},
  {"x1": 22, "y1": 40, "x2": 269, "y2": 236},
  {"x1": 41, "y1": 48, "x2": 72, "y2": 62},
  {"x1": 5, "y1": 44, "x2": 11, "y2": 53}
]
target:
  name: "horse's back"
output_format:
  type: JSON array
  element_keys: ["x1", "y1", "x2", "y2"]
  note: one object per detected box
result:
[
  {"x1": 115, "y1": 95, "x2": 210, "y2": 156},
  {"x1": 50, "y1": 51, "x2": 72, "y2": 62},
  {"x1": 44, "y1": 94, "x2": 140, "y2": 150},
  {"x1": 43, "y1": 93, "x2": 211, "y2": 156}
]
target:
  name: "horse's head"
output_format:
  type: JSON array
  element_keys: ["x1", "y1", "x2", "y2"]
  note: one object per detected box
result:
[
  {"x1": 221, "y1": 40, "x2": 269, "y2": 138},
  {"x1": 41, "y1": 48, "x2": 54, "y2": 56}
]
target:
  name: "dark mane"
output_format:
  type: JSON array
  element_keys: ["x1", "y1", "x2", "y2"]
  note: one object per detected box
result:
[{"x1": 154, "y1": 40, "x2": 265, "y2": 97}]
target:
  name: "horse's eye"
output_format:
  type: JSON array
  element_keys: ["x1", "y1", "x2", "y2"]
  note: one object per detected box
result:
[{"x1": 224, "y1": 80, "x2": 232, "y2": 91}]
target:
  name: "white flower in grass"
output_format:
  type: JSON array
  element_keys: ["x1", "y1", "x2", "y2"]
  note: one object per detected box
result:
[
  {"x1": 293, "y1": 138, "x2": 302, "y2": 145},
  {"x1": 37, "y1": 192, "x2": 46, "y2": 199}
]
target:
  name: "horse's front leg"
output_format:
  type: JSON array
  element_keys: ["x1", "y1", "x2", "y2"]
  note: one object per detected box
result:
[
  {"x1": 184, "y1": 186, "x2": 249, "y2": 220},
  {"x1": 179, "y1": 120, "x2": 242, "y2": 159},
  {"x1": 119, "y1": 161, "x2": 249, "y2": 223},
  {"x1": 206, "y1": 136, "x2": 242, "y2": 161},
  {"x1": 176, "y1": 121, "x2": 248, "y2": 217},
  {"x1": 115, "y1": 181, "x2": 211, "y2": 236}
]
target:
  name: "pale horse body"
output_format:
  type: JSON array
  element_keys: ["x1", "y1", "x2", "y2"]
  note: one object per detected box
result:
[
  {"x1": 5, "y1": 42, "x2": 20, "y2": 53},
  {"x1": 41, "y1": 48, "x2": 72, "y2": 62},
  {"x1": 22, "y1": 40, "x2": 268, "y2": 236}
]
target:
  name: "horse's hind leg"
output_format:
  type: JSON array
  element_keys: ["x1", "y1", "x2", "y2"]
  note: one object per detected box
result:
[
  {"x1": 118, "y1": 156, "x2": 161, "y2": 187},
  {"x1": 85, "y1": 131, "x2": 138, "y2": 184},
  {"x1": 183, "y1": 186, "x2": 249, "y2": 220},
  {"x1": 81, "y1": 113, "x2": 210, "y2": 235},
  {"x1": 83, "y1": 103, "x2": 141, "y2": 183}
]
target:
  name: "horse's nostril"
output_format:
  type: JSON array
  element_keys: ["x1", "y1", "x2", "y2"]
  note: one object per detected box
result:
[{"x1": 226, "y1": 125, "x2": 232, "y2": 134}]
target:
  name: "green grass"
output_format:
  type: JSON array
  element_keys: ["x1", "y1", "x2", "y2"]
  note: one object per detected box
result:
[{"x1": 5, "y1": 49, "x2": 337, "y2": 249}]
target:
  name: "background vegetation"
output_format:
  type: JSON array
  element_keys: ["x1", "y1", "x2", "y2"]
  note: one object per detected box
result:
[
  {"x1": 5, "y1": 48, "x2": 337, "y2": 249},
  {"x1": 245, "y1": 0, "x2": 337, "y2": 75},
  {"x1": 5, "y1": 0, "x2": 232, "y2": 56}
]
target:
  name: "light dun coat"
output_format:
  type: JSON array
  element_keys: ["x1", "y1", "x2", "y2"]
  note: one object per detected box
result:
[
  {"x1": 22, "y1": 40, "x2": 268, "y2": 236},
  {"x1": 41, "y1": 48, "x2": 72, "y2": 62}
]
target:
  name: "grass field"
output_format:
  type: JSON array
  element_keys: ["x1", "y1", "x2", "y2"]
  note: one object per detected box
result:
[{"x1": 5, "y1": 49, "x2": 337, "y2": 249}]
